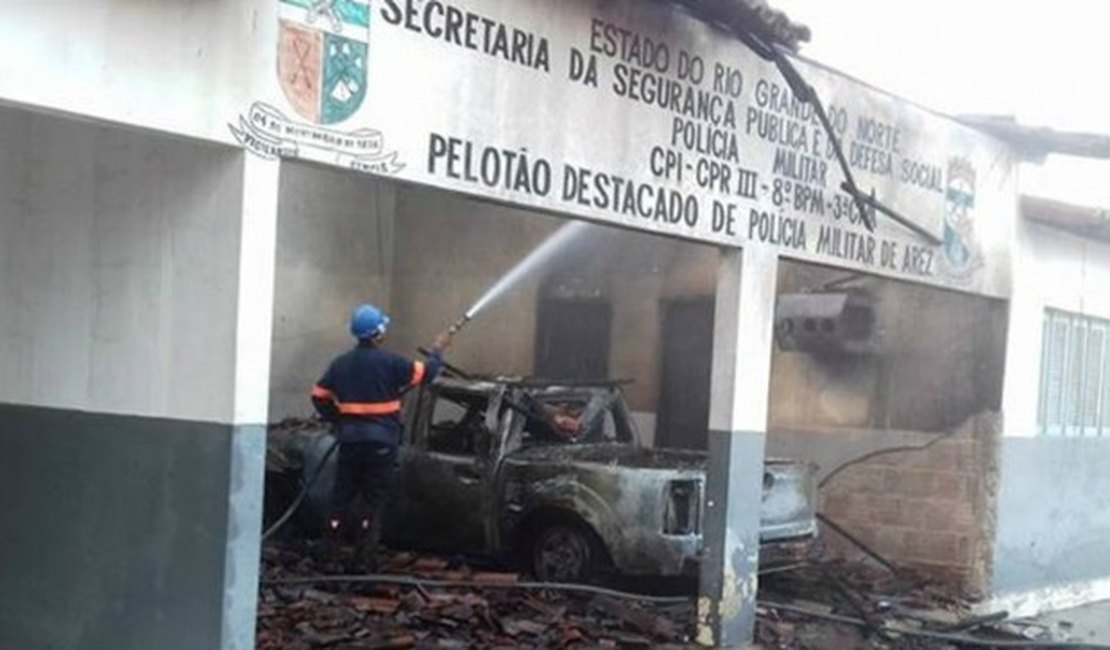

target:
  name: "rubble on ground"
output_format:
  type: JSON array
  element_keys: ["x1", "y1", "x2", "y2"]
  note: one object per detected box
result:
[
  {"x1": 257, "y1": 543, "x2": 1081, "y2": 649},
  {"x1": 258, "y1": 543, "x2": 695, "y2": 649}
]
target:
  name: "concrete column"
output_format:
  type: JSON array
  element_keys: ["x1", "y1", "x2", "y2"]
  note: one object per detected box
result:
[
  {"x1": 1000, "y1": 216, "x2": 1043, "y2": 438},
  {"x1": 222, "y1": 154, "x2": 281, "y2": 650},
  {"x1": 0, "y1": 111, "x2": 274, "y2": 650},
  {"x1": 697, "y1": 247, "x2": 779, "y2": 648}
]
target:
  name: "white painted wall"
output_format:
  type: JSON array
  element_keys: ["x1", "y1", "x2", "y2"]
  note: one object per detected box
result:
[
  {"x1": 0, "y1": 0, "x2": 268, "y2": 144},
  {"x1": 268, "y1": 163, "x2": 396, "y2": 421},
  {"x1": 1020, "y1": 222, "x2": 1110, "y2": 316},
  {"x1": 0, "y1": 107, "x2": 242, "y2": 422},
  {"x1": 991, "y1": 216, "x2": 1110, "y2": 612},
  {"x1": 1002, "y1": 218, "x2": 1110, "y2": 437}
]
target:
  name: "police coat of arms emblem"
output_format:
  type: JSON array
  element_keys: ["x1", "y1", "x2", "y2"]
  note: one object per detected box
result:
[
  {"x1": 278, "y1": 0, "x2": 370, "y2": 125},
  {"x1": 230, "y1": 0, "x2": 402, "y2": 174},
  {"x1": 938, "y1": 157, "x2": 983, "y2": 280}
]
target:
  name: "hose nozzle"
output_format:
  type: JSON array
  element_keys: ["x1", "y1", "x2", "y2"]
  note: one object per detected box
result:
[{"x1": 447, "y1": 313, "x2": 472, "y2": 337}]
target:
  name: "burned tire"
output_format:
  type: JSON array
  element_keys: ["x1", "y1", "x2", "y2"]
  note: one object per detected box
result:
[{"x1": 529, "y1": 522, "x2": 602, "y2": 583}]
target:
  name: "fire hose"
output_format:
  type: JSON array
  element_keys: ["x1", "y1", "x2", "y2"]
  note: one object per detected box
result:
[{"x1": 262, "y1": 437, "x2": 339, "y2": 541}]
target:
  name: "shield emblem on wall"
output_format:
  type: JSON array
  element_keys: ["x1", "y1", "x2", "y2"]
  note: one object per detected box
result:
[{"x1": 277, "y1": 0, "x2": 370, "y2": 125}]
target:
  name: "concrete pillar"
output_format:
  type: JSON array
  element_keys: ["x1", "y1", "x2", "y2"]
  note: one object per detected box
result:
[
  {"x1": 1000, "y1": 216, "x2": 1042, "y2": 438},
  {"x1": 697, "y1": 247, "x2": 779, "y2": 648},
  {"x1": 0, "y1": 109, "x2": 277, "y2": 650},
  {"x1": 222, "y1": 154, "x2": 281, "y2": 650}
]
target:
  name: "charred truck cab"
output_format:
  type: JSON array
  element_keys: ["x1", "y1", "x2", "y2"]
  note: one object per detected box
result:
[{"x1": 272, "y1": 376, "x2": 818, "y2": 582}]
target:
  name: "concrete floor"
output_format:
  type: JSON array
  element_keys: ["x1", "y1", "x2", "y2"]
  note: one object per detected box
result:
[{"x1": 1028, "y1": 599, "x2": 1110, "y2": 645}]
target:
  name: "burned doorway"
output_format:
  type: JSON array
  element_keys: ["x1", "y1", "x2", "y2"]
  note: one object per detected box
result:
[
  {"x1": 656, "y1": 297, "x2": 714, "y2": 450},
  {"x1": 535, "y1": 297, "x2": 612, "y2": 381},
  {"x1": 533, "y1": 263, "x2": 613, "y2": 381}
]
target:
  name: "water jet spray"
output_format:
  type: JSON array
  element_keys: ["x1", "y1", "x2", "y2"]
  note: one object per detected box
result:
[{"x1": 441, "y1": 220, "x2": 594, "y2": 338}]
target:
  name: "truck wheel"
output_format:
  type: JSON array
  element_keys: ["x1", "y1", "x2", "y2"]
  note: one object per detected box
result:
[{"x1": 530, "y1": 523, "x2": 600, "y2": 583}]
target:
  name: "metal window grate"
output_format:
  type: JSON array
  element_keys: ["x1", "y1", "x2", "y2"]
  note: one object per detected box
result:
[{"x1": 1038, "y1": 309, "x2": 1110, "y2": 437}]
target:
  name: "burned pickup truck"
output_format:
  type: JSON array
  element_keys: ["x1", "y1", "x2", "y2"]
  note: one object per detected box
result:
[{"x1": 267, "y1": 377, "x2": 817, "y2": 582}]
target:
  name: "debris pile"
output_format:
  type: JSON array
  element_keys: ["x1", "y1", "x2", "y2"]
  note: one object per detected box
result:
[
  {"x1": 266, "y1": 418, "x2": 327, "y2": 473},
  {"x1": 757, "y1": 560, "x2": 1093, "y2": 649},
  {"x1": 258, "y1": 544, "x2": 1095, "y2": 649},
  {"x1": 258, "y1": 545, "x2": 696, "y2": 649}
]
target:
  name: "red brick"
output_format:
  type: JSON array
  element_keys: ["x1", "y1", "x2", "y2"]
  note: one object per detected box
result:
[
  {"x1": 876, "y1": 467, "x2": 906, "y2": 493},
  {"x1": 889, "y1": 469, "x2": 935, "y2": 497},
  {"x1": 870, "y1": 495, "x2": 909, "y2": 527},
  {"x1": 887, "y1": 497, "x2": 917, "y2": 527},
  {"x1": 904, "y1": 531, "x2": 960, "y2": 564},
  {"x1": 898, "y1": 498, "x2": 932, "y2": 530},
  {"x1": 950, "y1": 502, "x2": 977, "y2": 530},
  {"x1": 880, "y1": 466, "x2": 905, "y2": 488},
  {"x1": 873, "y1": 525, "x2": 913, "y2": 555},
  {"x1": 863, "y1": 451, "x2": 899, "y2": 468},
  {"x1": 821, "y1": 491, "x2": 853, "y2": 516},
  {"x1": 906, "y1": 561, "x2": 968, "y2": 589},
  {"x1": 922, "y1": 444, "x2": 957, "y2": 470},
  {"x1": 931, "y1": 472, "x2": 970, "y2": 501},
  {"x1": 833, "y1": 467, "x2": 871, "y2": 494},
  {"x1": 919, "y1": 499, "x2": 965, "y2": 533},
  {"x1": 957, "y1": 535, "x2": 973, "y2": 565},
  {"x1": 858, "y1": 466, "x2": 891, "y2": 494},
  {"x1": 897, "y1": 452, "x2": 928, "y2": 469},
  {"x1": 952, "y1": 446, "x2": 976, "y2": 473},
  {"x1": 888, "y1": 444, "x2": 935, "y2": 470},
  {"x1": 823, "y1": 533, "x2": 867, "y2": 563},
  {"x1": 825, "y1": 467, "x2": 865, "y2": 492},
  {"x1": 847, "y1": 523, "x2": 881, "y2": 548},
  {"x1": 852, "y1": 492, "x2": 880, "y2": 519}
]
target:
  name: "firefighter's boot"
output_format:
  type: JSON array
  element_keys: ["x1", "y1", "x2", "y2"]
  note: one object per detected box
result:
[
  {"x1": 353, "y1": 517, "x2": 381, "y2": 572},
  {"x1": 313, "y1": 516, "x2": 345, "y2": 571}
]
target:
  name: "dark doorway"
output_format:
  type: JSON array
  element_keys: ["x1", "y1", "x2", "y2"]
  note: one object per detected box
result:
[
  {"x1": 535, "y1": 298, "x2": 612, "y2": 380},
  {"x1": 657, "y1": 297, "x2": 714, "y2": 450}
]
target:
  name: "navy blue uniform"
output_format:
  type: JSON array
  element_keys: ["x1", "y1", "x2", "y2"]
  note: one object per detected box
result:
[{"x1": 311, "y1": 341, "x2": 443, "y2": 540}]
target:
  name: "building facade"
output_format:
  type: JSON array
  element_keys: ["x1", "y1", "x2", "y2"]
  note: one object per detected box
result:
[{"x1": 3, "y1": 1, "x2": 1102, "y2": 649}]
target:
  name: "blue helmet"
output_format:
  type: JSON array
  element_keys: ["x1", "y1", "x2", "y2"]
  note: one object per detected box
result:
[{"x1": 350, "y1": 303, "x2": 390, "y2": 340}]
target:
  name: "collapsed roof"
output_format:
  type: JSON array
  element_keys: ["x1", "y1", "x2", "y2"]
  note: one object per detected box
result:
[
  {"x1": 660, "y1": 0, "x2": 811, "y2": 52},
  {"x1": 1023, "y1": 195, "x2": 1110, "y2": 243},
  {"x1": 960, "y1": 115, "x2": 1110, "y2": 163}
]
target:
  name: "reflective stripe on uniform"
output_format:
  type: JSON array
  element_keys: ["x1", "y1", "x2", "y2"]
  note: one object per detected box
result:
[
  {"x1": 311, "y1": 385, "x2": 335, "y2": 400},
  {"x1": 411, "y1": 361, "x2": 426, "y2": 386},
  {"x1": 337, "y1": 400, "x2": 402, "y2": 415}
]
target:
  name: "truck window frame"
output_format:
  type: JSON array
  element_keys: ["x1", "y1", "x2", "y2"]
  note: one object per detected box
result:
[
  {"x1": 503, "y1": 387, "x2": 637, "y2": 452},
  {"x1": 416, "y1": 384, "x2": 503, "y2": 459}
]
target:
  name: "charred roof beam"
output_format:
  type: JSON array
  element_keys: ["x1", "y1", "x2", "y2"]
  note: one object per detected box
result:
[
  {"x1": 661, "y1": 0, "x2": 811, "y2": 53},
  {"x1": 660, "y1": 0, "x2": 943, "y2": 245},
  {"x1": 751, "y1": 34, "x2": 943, "y2": 246},
  {"x1": 959, "y1": 115, "x2": 1110, "y2": 163}
]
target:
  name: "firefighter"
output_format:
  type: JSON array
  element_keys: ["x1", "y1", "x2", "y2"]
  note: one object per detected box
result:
[{"x1": 311, "y1": 303, "x2": 452, "y2": 566}]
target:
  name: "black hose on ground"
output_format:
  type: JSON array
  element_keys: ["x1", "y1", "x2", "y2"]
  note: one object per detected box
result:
[
  {"x1": 263, "y1": 438, "x2": 340, "y2": 541},
  {"x1": 262, "y1": 573, "x2": 691, "y2": 604}
]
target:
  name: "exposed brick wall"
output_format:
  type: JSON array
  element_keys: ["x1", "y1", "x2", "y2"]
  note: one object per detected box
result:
[{"x1": 817, "y1": 413, "x2": 1000, "y2": 596}]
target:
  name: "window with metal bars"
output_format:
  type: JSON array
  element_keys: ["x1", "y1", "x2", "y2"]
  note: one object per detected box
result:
[{"x1": 1038, "y1": 309, "x2": 1110, "y2": 436}]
